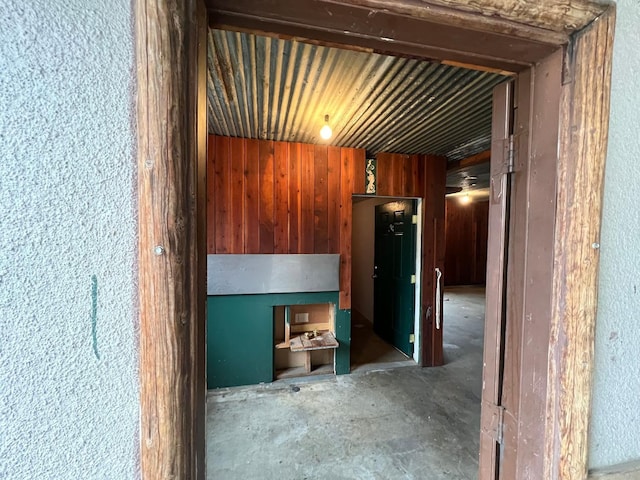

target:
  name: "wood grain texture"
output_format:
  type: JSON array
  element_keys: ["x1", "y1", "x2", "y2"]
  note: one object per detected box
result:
[
  {"x1": 546, "y1": 8, "x2": 616, "y2": 480},
  {"x1": 343, "y1": 0, "x2": 609, "y2": 34},
  {"x1": 288, "y1": 142, "x2": 302, "y2": 253},
  {"x1": 444, "y1": 198, "x2": 489, "y2": 286},
  {"x1": 214, "y1": 136, "x2": 231, "y2": 253},
  {"x1": 339, "y1": 148, "x2": 354, "y2": 308},
  {"x1": 230, "y1": 137, "x2": 245, "y2": 253},
  {"x1": 274, "y1": 142, "x2": 289, "y2": 254},
  {"x1": 314, "y1": 145, "x2": 329, "y2": 253},
  {"x1": 208, "y1": 0, "x2": 562, "y2": 72},
  {"x1": 206, "y1": 135, "x2": 217, "y2": 254},
  {"x1": 136, "y1": 0, "x2": 207, "y2": 477},
  {"x1": 300, "y1": 143, "x2": 315, "y2": 254},
  {"x1": 244, "y1": 138, "x2": 260, "y2": 253},
  {"x1": 327, "y1": 146, "x2": 341, "y2": 254},
  {"x1": 259, "y1": 140, "x2": 275, "y2": 253},
  {"x1": 207, "y1": 135, "x2": 363, "y2": 307}
]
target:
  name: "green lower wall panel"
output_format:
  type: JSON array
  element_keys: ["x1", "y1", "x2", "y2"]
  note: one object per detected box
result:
[{"x1": 207, "y1": 292, "x2": 351, "y2": 389}]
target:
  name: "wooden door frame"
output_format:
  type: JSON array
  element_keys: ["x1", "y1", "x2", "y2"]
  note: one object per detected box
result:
[{"x1": 135, "y1": 0, "x2": 615, "y2": 478}]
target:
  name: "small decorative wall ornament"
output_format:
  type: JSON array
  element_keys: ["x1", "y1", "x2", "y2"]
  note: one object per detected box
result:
[{"x1": 365, "y1": 158, "x2": 377, "y2": 194}]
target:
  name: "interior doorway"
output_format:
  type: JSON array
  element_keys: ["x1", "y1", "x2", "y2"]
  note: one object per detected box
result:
[{"x1": 351, "y1": 195, "x2": 423, "y2": 371}]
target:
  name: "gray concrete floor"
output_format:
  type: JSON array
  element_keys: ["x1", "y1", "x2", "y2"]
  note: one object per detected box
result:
[{"x1": 206, "y1": 286, "x2": 485, "y2": 479}]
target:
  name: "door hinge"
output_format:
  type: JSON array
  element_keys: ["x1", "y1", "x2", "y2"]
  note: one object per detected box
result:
[
  {"x1": 412, "y1": 214, "x2": 418, "y2": 225},
  {"x1": 482, "y1": 402, "x2": 505, "y2": 444},
  {"x1": 409, "y1": 334, "x2": 415, "y2": 344},
  {"x1": 410, "y1": 274, "x2": 416, "y2": 284},
  {"x1": 506, "y1": 134, "x2": 516, "y2": 174}
]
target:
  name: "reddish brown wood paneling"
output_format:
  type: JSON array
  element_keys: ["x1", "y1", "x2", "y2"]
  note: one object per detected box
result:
[
  {"x1": 420, "y1": 154, "x2": 447, "y2": 367},
  {"x1": 208, "y1": 135, "x2": 364, "y2": 306},
  {"x1": 339, "y1": 147, "x2": 354, "y2": 308},
  {"x1": 207, "y1": 135, "x2": 445, "y2": 320},
  {"x1": 288, "y1": 142, "x2": 302, "y2": 253},
  {"x1": 207, "y1": 135, "x2": 217, "y2": 254},
  {"x1": 299, "y1": 144, "x2": 315, "y2": 254},
  {"x1": 314, "y1": 145, "x2": 329, "y2": 253},
  {"x1": 244, "y1": 139, "x2": 260, "y2": 253},
  {"x1": 230, "y1": 137, "x2": 245, "y2": 253},
  {"x1": 444, "y1": 198, "x2": 490, "y2": 286},
  {"x1": 274, "y1": 142, "x2": 289, "y2": 254},
  {"x1": 214, "y1": 136, "x2": 231, "y2": 253},
  {"x1": 259, "y1": 140, "x2": 275, "y2": 253},
  {"x1": 327, "y1": 146, "x2": 341, "y2": 253},
  {"x1": 376, "y1": 152, "x2": 422, "y2": 197}
]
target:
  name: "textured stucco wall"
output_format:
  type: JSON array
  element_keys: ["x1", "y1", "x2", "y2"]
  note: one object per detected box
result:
[
  {"x1": 589, "y1": 0, "x2": 640, "y2": 469},
  {"x1": 0, "y1": 1, "x2": 139, "y2": 478}
]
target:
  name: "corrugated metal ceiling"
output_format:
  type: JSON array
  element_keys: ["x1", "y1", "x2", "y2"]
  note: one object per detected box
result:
[{"x1": 207, "y1": 28, "x2": 508, "y2": 161}]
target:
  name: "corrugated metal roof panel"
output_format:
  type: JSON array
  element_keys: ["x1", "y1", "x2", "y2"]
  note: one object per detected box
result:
[{"x1": 207, "y1": 29, "x2": 507, "y2": 160}]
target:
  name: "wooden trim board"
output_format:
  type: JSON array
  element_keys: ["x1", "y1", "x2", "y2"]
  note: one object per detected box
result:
[
  {"x1": 135, "y1": 0, "x2": 207, "y2": 478},
  {"x1": 589, "y1": 460, "x2": 640, "y2": 480}
]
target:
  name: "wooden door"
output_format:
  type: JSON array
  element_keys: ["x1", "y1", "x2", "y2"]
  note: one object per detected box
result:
[{"x1": 479, "y1": 80, "x2": 514, "y2": 478}]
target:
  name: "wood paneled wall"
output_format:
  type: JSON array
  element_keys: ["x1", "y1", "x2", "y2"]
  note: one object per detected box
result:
[
  {"x1": 208, "y1": 135, "x2": 447, "y2": 350},
  {"x1": 444, "y1": 197, "x2": 489, "y2": 286},
  {"x1": 207, "y1": 135, "x2": 364, "y2": 307}
]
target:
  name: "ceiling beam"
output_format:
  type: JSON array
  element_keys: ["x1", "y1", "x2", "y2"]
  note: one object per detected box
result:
[
  {"x1": 207, "y1": 0, "x2": 564, "y2": 72},
  {"x1": 447, "y1": 149, "x2": 491, "y2": 173}
]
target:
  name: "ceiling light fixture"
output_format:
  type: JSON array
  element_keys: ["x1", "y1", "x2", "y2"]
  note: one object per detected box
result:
[
  {"x1": 320, "y1": 114, "x2": 333, "y2": 140},
  {"x1": 459, "y1": 193, "x2": 472, "y2": 205}
]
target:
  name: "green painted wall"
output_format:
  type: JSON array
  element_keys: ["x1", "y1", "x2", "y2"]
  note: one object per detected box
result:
[{"x1": 207, "y1": 292, "x2": 350, "y2": 389}]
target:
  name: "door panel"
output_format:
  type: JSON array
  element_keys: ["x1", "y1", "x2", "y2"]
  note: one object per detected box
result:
[
  {"x1": 479, "y1": 80, "x2": 514, "y2": 479},
  {"x1": 373, "y1": 200, "x2": 417, "y2": 356}
]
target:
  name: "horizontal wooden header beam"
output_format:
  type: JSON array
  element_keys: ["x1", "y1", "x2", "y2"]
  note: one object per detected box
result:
[
  {"x1": 447, "y1": 149, "x2": 491, "y2": 173},
  {"x1": 207, "y1": 0, "x2": 567, "y2": 72},
  {"x1": 345, "y1": 0, "x2": 610, "y2": 35}
]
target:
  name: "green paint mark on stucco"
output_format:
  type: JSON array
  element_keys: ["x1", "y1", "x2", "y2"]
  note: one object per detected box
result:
[{"x1": 91, "y1": 275, "x2": 100, "y2": 360}]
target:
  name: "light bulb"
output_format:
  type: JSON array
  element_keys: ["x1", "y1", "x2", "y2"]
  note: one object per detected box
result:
[
  {"x1": 459, "y1": 193, "x2": 472, "y2": 205},
  {"x1": 320, "y1": 124, "x2": 332, "y2": 140},
  {"x1": 320, "y1": 114, "x2": 332, "y2": 140}
]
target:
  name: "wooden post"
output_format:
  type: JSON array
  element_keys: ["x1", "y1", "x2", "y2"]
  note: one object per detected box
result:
[
  {"x1": 135, "y1": 0, "x2": 207, "y2": 478},
  {"x1": 547, "y1": 8, "x2": 616, "y2": 479}
]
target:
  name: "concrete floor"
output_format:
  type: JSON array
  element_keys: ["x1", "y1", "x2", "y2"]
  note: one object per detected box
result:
[{"x1": 206, "y1": 286, "x2": 486, "y2": 479}]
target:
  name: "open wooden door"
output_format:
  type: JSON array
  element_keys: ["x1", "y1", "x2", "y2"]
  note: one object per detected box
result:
[
  {"x1": 480, "y1": 49, "x2": 564, "y2": 478},
  {"x1": 479, "y1": 79, "x2": 514, "y2": 479}
]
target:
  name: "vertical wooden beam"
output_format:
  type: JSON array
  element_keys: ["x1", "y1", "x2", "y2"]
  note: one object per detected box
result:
[
  {"x1": 339, "y1": 147, "x2": 354, "y2": 309},
  {"x1": 136, "y1": 0, "x2": 206, "y2": 477},
  {"x1": 191, "y1": 2, "x2": 208, "y2": 476},
  {"x1": 419, "y1": 154, "x2": 447, "y2": 367},
  {"x1": 547, "y1": 8, "x2": 616, "y2": 479}
]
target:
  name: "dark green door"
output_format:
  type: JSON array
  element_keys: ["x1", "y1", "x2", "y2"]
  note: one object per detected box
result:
[{"x1": 373, "y1": 200, "x2": 417, "y2": 357}]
